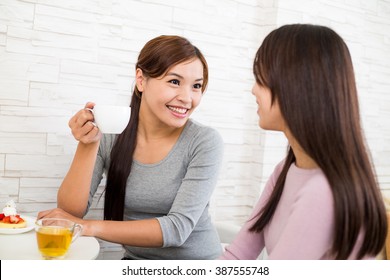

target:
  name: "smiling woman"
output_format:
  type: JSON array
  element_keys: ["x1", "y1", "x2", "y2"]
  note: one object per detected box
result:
[
  {"x1": 136, "y1": 58, "x2": 204, "y2": 128},
  {"x1": 38, "y1": 35, "x2": 224, "y2": 260}
]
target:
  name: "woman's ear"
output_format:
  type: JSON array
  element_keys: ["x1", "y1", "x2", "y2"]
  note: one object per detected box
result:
[{"x1": 135, "y1": 68, "x2": 145, "y2": 92}]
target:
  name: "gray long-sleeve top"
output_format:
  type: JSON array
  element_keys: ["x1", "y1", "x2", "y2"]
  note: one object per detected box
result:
[{"x1": 88, "y1": 119, "x2": 223, "y2": 259}]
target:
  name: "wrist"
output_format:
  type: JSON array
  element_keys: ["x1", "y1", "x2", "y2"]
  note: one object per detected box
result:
[
  {"x1": 78, "y1": 140, "x2": 100, "y2": 151},
  {"x1": 80, "y1": 220, "x2": 94, "y2": 236}
]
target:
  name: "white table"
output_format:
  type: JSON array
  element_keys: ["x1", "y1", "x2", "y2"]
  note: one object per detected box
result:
[{"x1": 0, "y1": 230, "x2": 100, "y2": 260}]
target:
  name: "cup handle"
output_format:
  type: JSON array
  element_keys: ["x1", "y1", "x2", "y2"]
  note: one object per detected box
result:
[{"x1": 71, "y1": 224, "x2": 83, "y2": 243}]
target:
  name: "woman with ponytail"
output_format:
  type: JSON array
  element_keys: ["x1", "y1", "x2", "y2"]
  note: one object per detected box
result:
[
  {"x1": 220, "y1": 24, "x2": 387, "y2": 260},
  {"x1": 39, "y1": 35, "x2": 223, "y2": 260}
]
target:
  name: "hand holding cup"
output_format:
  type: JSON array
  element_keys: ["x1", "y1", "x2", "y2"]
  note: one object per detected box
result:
[
  {"x1": 69, "y1": 102, "x2": 100, "y2": 144},
  {"x1": 69, "y1": 103, "x2": 131, "y2": 144}
]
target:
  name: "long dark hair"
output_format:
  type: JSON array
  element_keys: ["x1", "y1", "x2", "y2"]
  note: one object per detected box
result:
[
  {"x1": 104, "y1": 35, "x2": 209, "y2": 221},
  {"x1": 250, "y1": 24, "x2": 387, "y2": 259}
]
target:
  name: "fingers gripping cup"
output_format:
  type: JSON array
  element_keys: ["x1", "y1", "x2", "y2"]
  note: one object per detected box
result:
[
  {"x1": 35, "y1": 218, "x2": 83, "y2": 260},
  {"x1": 88, "y1": 105, "x2": 131, "y2": 134}
]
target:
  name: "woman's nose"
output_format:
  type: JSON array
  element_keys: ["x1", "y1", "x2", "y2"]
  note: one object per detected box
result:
[
  {"x1": 251, "y1": 85, "x2": 256, "y2": 96},
  {"x1": 178, "y1": 87, "x2": 192, "y2": 103}
]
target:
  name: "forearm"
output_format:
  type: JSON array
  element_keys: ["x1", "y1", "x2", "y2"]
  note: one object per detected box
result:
[
  {"x1": 83, "y1": 219, "x2": 163, "y2": 247},
  {"x1": 57, "y1": 141, "x2": 100, "y2": 217}
]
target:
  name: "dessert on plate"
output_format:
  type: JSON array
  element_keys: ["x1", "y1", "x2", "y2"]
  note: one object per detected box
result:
[{"x1": 0, "y1": 200, "x2": 26, "y2": 229}]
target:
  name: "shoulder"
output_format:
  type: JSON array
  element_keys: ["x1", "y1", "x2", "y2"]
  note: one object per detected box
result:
[
  {"x1": 184, "y1": 119, "x2": 224, "y2": 147},
  {"x1": 179, "y1": 119, "x2": 224, "y2": 161},
  {"x1": 301, "y1": 171, "x2": 332, "y2": 199},
  {"x1": 288, "y1": 165, "x2": 334, "y2": 210}
]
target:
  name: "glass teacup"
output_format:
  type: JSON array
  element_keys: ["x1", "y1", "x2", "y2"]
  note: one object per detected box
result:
[{"x1": 35, "y1": 218, "x2": 83, "y2": 260}]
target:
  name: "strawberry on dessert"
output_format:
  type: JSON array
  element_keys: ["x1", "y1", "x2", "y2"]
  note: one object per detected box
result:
[{"x1": 0, "y1": 200, "x2": 26, "y2": 229}]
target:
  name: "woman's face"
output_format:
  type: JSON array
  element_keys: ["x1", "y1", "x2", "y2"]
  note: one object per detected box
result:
[
  {"x1": 252, "y1": 82, "x2": 285, "y2": 131},
  {"x1": 137, "y1": 58, "x2": 204, "y2": 129}
]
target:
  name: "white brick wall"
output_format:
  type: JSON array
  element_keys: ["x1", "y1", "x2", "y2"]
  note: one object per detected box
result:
[{"x1": 0, "y1": 0, "x2": 389, "y2": 258}]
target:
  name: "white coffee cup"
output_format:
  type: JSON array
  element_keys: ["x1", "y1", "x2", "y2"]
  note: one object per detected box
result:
[{"x1": 88, "y1": 105, "x2": 131, "y2": 134}]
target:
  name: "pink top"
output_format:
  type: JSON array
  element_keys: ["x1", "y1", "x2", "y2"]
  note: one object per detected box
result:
[{"x1": 220, "y1": 161, "x2": 371, "y2": 260}]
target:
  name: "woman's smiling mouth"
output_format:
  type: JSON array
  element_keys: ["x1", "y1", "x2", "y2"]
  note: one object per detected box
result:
[{"x1": 167, "y1": 105, "x2": 189, "y2": 115}]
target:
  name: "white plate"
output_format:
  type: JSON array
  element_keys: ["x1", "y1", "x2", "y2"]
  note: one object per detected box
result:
[{"x1": 0, "y1": 215, "x2": 36, "y2": 234}]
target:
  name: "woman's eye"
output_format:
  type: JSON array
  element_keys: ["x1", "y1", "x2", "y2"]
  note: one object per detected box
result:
[
  {"x1": 169, "y1": 79, "x2": 180, "y2": 85},
  {"x1": 193, "y1": 83, "x2": 202, "y2": 89}
]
